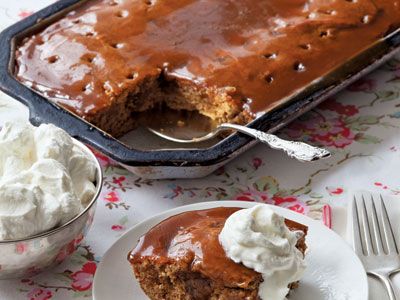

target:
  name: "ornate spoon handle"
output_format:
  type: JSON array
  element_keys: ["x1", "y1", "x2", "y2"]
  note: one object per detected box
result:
[{"x1": 219, "y1": 123, "x2": 331, "y2": 162}]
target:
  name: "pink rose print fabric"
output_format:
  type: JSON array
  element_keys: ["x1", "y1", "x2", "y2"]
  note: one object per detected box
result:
[
  {"x1": 27, "y1": 288, "x2": 52, "y2": 300},
  {"x1": 71, "y1": 262, "x2": 96, "y2": 292}
]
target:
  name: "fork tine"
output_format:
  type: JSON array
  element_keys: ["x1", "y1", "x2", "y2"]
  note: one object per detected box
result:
[
  {"x1": 360, "y1": 195, "x2": 374, "y2": 255},
  {"x1": 352, "y1": 196, "x2": 365, "y2": 255},
  {"x1": 380, "y1": 195, "x2": 399, "y2": 254},
  {"x1": 370, "y1": 195, "x2": 384, "y2": 254}
]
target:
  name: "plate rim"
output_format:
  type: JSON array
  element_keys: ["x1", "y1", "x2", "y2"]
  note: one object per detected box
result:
[{"x1": 93, "y1": 200, "x2": 368, "y2": 300}]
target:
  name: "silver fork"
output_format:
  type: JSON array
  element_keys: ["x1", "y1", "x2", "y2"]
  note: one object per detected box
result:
[{"x1": 352, "y1": 194, "x2": 400, "y2": 300}]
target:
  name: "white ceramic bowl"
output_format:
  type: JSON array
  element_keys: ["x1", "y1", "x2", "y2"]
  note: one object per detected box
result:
[{"x1": 0, "y1": 140, "x2": 103, "y2": 279}]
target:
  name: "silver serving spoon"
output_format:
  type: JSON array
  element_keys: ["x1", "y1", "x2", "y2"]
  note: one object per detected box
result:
[{"x1": 147, "y1": 122, "x2": 331, "y2": 162}]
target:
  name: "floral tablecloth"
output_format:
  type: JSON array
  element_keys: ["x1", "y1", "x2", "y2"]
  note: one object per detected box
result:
[{"x1": 1, "y1": 1, "x2": 400, "y2": 299}]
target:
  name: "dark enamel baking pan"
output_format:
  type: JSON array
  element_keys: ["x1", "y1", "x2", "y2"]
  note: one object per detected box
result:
[{"x1": 0, "y1": 0, "x2": 399, "y2": 179}]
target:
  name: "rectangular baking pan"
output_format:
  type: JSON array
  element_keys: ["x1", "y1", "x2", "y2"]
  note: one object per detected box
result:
[{"x1": 0, "y1": 0, "x2": 399, "y2": 179}]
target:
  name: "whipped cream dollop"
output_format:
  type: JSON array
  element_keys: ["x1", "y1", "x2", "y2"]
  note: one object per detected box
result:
[
  {"x1": 219, "y1": 205, "x2": 306, "y2": 300},
  {"x1": 0, "y1": 122, "x2": 97, "y2": 240}
]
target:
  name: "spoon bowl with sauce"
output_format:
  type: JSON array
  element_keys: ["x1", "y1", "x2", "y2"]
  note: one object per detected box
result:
[{"x1": 146, "y1": 110, "x2": 330, "y2": 162}]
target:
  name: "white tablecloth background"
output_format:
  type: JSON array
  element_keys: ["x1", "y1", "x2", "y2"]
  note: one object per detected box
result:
[{"x1": 1, "y1": 1, "x2": 400, "y2": 299}]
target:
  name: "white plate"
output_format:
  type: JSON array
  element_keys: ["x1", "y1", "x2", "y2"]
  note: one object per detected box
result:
[{"x1": 93, "y1": 201, "x2": 368, "y2": 300}]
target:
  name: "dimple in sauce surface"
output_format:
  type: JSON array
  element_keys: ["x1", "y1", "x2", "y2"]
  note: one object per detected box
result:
[{"x1": 15, "y1": 0, "x2": 400, "y2": 118}]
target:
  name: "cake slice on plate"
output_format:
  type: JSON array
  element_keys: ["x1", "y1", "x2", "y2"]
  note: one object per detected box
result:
[{"x1": 128, "y1": 206, "x2": 307, "y2": 300}]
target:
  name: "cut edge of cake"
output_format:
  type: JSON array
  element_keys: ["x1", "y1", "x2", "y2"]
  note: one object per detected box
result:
[{"x1": 89, "y1": 74, "x2": 253, "y2": 137}]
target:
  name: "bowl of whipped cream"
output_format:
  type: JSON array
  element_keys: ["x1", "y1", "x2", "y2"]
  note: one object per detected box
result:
[{"x1": 0, "y1": 122, "x2": 102, "y2": 279}]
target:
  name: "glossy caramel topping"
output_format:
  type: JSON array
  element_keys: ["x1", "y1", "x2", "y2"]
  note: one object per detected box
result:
[
  {"x1": 129, "y1": 207, "x2": 260, "y2": 288},
  {"x1": 16, "y1": 0, "x2": 400, "y2": 118}
]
